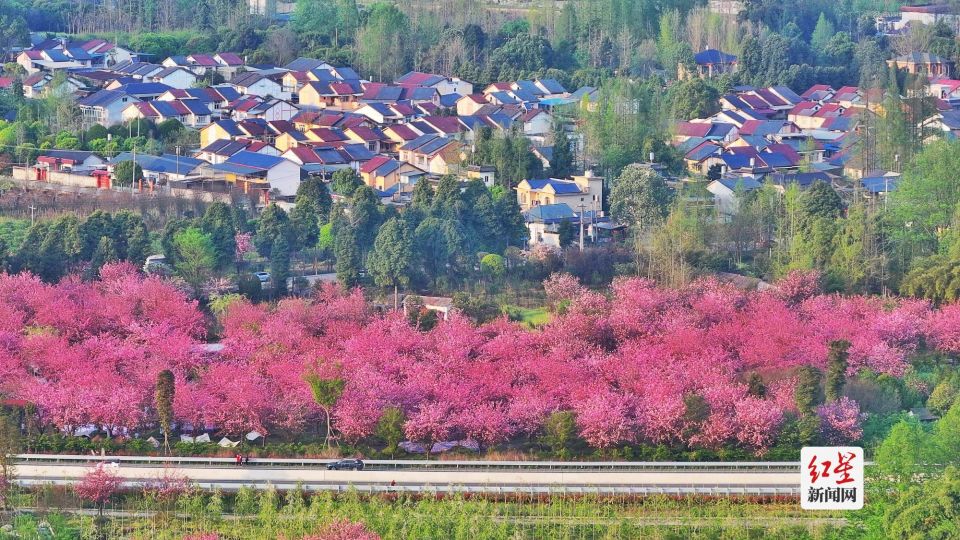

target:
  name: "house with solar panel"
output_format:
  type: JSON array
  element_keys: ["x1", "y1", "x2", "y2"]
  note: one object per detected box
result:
[{"x1": 515, "y1": 172, "x2": 604, "y2": 213}]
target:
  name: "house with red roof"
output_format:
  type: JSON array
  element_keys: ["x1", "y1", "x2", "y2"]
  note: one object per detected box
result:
[
  {"x1": 456, "y1": 94, "x2": 488, "y2": 116},
  {"x1": 345, "y1": 126, "x2": 389, "y2": 153}
]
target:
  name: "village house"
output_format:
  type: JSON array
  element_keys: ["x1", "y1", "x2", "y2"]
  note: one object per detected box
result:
[
  {"x1": 111, "y1": 152, "x2": 210, "y2": 185},
  {"x1": 888, "y1": 52, "x2": 953, "y2": 78},
  {"x1": 398, "y1": 134, "x2": 462, "y2": 175},
  {"x1": 681, "y1": 49, "x2": 738, "y2": 79},
  {"x1": 227, "y1": 71, "x2": 288, "y2": 100},
  {"x1": 21, "y1": 72, "x2": 85, "y2": 98},
  {"x1": 359, "y1": 155, "x2": 427, "y2": 194},
  {"x1": 298, "y1": 80, "x2": 364, "y2": 109},
  {"x1": 211, "y1": 151, "x2": 302, "y2": 200},
  {"x1": 515, "y1": 172, "x2": 604, "y2": 212},
  {"x1": 147, "y1": 67, "x2": 198, "y2": 89},
  {"x1": 78, "y1": 90, "x2": 140, "y2": 127},
  {"x1": 395, "y1": 71, "x2": 473, "y2": 96},
  {"x1": 706, "y1": 177, "x2": 762, "y2": 217}
]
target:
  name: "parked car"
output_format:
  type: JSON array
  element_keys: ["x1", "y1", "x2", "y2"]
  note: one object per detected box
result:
[
  {"x1": 326, "y1": 458, "x2": 364, "y2": 471},
  {"x1": 254, "y1": 271, "x2": 271, "y2": 283}
]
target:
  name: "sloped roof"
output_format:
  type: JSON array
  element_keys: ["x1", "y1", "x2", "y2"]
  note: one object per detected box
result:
[
  {"x1": 77, "y1": 89, "x2": 132, "y2": 108},
  {"x1": 524, "y1": 203, "x2": 577, "y2": 223},
  {"x1": 224, "y1": 150, "x2": 287, "y2": 170},
  {"x1": 695, "y1": 49, "x2": 737, "y2": 65},
  {"x1": 396, "y1": 71, "x2": 445, "y2": 86}
]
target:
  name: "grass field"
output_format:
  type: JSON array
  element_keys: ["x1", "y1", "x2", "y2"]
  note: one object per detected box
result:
[{"x1": 504, "y1": 305, "x2": 552, "y2": 327}]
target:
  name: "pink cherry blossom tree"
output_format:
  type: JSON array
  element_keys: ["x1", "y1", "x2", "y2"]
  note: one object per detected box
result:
[
  {"x1": 817, "y1": 397, "x2": 864, "y2": 445},
  {"x1": 75, "y1": 465, "x2": 123, "y2": 516},
  {"x1": 304, "y1": 519, "x2": 380, "y2": 540}
]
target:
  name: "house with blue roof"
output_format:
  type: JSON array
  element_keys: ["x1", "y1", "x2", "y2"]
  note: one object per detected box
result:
[
  {"x1": 105, "y1": 81, "x2": 173, "y2": 101},
  {"x1": 861, "y1": 174, "x2": 900, "y2": 196},
  {"x1": 111, "y1": 152, "x2": 210, "y2": 183},
  {"x1": 522, "y1": 202, "x2": 616, "y2": 248},
  {"x1": 682, "y1": 49, "x2": 737, "y2": 79},
  {"x1": 516, "y1": 172, "x2": 604, "y2": 213},
  {"x1": 78, "y1": 89, "x2": 140, "y2": 127},
  {"x1": 398, "y1": 134, "x2": 462, "y2": 175},
  {"x1": 212, "y1": 151, "x2": 302, "y2": 199}
]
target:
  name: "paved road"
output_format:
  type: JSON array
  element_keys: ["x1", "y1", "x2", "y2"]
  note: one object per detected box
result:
[{"x1": 12, "y1": 457, "x2": 801, "y2": 495}]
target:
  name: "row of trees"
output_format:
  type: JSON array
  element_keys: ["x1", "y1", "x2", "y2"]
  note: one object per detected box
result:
[
  {"x1": 601, "y1": 137, "x2": 960, "y2": 299},
  {"x1": 329, "y1": 173, "x2": 526, "y2": 294},
  {"x1": 2, "y1": 264, "x2": 953, "y2": 457},
  {"x1": 4, "y1": 209, "x2": 151, "y2": 282}
]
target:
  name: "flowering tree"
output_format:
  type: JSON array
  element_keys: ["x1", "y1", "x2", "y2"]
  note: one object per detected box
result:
[
  {"x1": 75, "y1": 465, "x2": 123, "y2": 516},
  {"x1": 817, "y1": 397, "x2": 865, "y2": 445},
  {"x1": 3, "y1": 264, "x2": 954, "y2": 456},
  {"x1": 305, "y1": 519, "x2": 380, "y2": 540}
]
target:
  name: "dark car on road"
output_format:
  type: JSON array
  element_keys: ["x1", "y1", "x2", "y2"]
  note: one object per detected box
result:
[{"x1": 326, "y1": 458, "x2": 364, "y2": 471}]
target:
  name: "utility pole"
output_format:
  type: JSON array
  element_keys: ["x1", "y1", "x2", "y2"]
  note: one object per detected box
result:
[
  {"x1": 577, "y1": 203, "x2": 586, "y2": 252},
  {"x1": 29, "y1": 204, "x2": 35, "y2": 225}
]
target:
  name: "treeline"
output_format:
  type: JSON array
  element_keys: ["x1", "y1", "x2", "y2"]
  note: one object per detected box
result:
[
  {"x1": 604, "y1": 138, "x2": 960, "y2": 301},
  {"x1": 1, "y1": 210, "x2": 151, "y2": 282},
  {"x1": 329, "y1": 173, "x2": 526, "y2": 292},
  {"x1": 0, "y1": 84, "x2": 197, "y2": 165}
]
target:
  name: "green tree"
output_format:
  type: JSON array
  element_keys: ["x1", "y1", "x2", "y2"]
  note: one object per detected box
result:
[
  {"x1": 885, "y1": 467, "x2": 960, "y2": 539},
  {"x1": 875, "y1": 418, "x2": 928, "y2": 487},
  {"x1": 155, "y1": 370, "x2": 175, "y2": 455},
  {"x1": 479, "y1": 253, "x2": 505, "y2": 281},
  {"x1": 290, "y1": 198, "x2": 321, "y2": 251},
  {"x1": 88, "y1": 236, "x2": 118, "y2": 279},
  {"x1": 376, "y1": 407, "x2": 405, "y2": 458},
  {"x1": 333, "y1": 214, "x2": 361, "y2": 289},
  {"x1": 811, "y1": 13, "x2": 836, "y2": 59},
  {"x1": 928, "y1": 373, "x2": 960, "y2": 416},
  {"x1": 800, "y1": 181, "x2": 843, "y2": 227},
  {"x1": 367, "y1": 217, "x2": 412, "y2": 309},
  {"x1": 795, "y1": 366, "x2": 823, "y2": 414},
  {"x1": 549, "y1": 121, "x2": 574, "y2": 178},
  {"x1": 889, "y1": 139, "x2": 960, "y2": 255},
  {"x1": 172, "y1": 227, "x2": 216, "y2": 297},
  {"x1": 201, "y1": 202, "x2": 237, "y2": 270},
  {"x1": 112, "y1": 160, "x2": 144, "y2": 188},
  {"x1": 331, "y1": 168, "x2": 362, "y2": 198},
  {"x1": 0, "y1": 412, "x2": 19, "y2": 509},
  {"x1": 357, "y1": 2, "x2": 408, "y2": 81},
  {"x1": 349, "y1": 186, "x2": 382, "y2": 254},
  {"x1": 825, "y1": 340, "x2": 850, "y2": 402},
  {"x1": 671, "y1": 77, "x2": 720, "y2": 120},
  {"x1": 270, "y1": 236, "x2": 291, "y2": 297},
  {"x1": 254, "y1": 204, "x2": 292, "y2": 258},
  {"x1": 304, "y1": 374, "x2": 345, "y2": 448},
  {"x1": 543, "y1": 411, "x2": 576, "y2": 458},
  {"x1": 610, "y1": 164, "x2": 673, "y2": 232}
]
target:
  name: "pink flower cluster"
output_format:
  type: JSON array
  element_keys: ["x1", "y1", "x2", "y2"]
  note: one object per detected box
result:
[{"x1": 1, "y1": 266, "x2": 955, "y2": 454}]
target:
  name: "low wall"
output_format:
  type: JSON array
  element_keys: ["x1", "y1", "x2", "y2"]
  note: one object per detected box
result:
[{"x1": 11, "y1": 167, "x2": 99, "y2": 188}]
